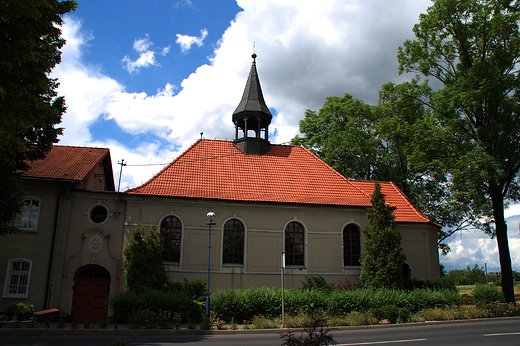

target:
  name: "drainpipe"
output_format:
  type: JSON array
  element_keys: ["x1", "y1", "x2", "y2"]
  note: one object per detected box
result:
[{"x1": 44, "y1": 181, "x2": 75, "y2": 309}]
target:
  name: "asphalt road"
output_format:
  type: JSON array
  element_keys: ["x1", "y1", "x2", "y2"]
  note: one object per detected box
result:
[{"x1": 1, "y1": 318, "x2": 519, "y2": 346}]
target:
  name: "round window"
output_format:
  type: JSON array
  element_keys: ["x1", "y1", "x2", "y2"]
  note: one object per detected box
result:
[{"x1": 90, "y1": 205, "x2": 108, "y2": 224}]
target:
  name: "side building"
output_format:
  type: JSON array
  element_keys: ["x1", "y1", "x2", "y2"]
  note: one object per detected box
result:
[{"x1": 0, "y1": 146, "x2": 126, "y2": 323}]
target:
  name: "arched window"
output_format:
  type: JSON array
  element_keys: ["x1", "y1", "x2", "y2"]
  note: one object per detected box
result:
[
  {"x1": 343, "y1": 224, "x2": 361, "y2": 266},
  {"x1": 285, "y1": 221, "x2": 304, "y2": 266},
  {"x1": 160, "y1": 216, "x2": 182, "y2": 262},
  {"x1": 223, "y1": 219, "x2": 244, "y2": 264}
]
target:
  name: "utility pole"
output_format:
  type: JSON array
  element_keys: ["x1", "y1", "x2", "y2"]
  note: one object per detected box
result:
[{"x1": 115, "y1": 159, "x2": 127, "y2": 215}]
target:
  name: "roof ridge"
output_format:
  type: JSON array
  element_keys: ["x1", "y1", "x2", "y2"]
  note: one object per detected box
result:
[{"x1": 53, "y1": 144, "x2": 109, "y2": 150}]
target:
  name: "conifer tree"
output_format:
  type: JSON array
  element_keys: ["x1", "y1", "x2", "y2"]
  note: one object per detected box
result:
[
  {"x1": 360, "y1": 183, "x2": 406, "y2": 289},
  {"x1": 123, "y1": 224, "x2": 169, "y2": 291}
]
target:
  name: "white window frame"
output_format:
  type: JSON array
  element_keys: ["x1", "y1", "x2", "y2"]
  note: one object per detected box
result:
[
  {"x1": 2, "y1": 258, "x2": 33, "y2": 298},
  {"x1": 16, "y1": 197, "x2": 41, "y2": 232}
]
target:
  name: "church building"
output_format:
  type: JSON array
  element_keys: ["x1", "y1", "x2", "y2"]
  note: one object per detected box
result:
[{"x1": 0, "y1": 55, "x2": 441, "y2": 323}]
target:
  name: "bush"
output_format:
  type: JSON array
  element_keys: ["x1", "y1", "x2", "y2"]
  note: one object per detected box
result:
[
  {"x1": 286, "y1": 290, "x2": 329, "y2": 316},
  {"x1": 109, "y1": 288, "x2": 201, "y2": 324},
  {"x1": 300, "y1": 275, "x2": 332, "y2": 292},
  {"x1": 170, "y1": 276, "x2": 207, "y2": 302},
  {"x1": 6, "y1": 302, "x2": 34, "y2": 320},
  {"x1": 211, "y1": 287, "x2": 281, "y2": 321},
  {"x1": 371, "y1": 305, "x2": 411, "y2": 323},
  {"x1": 483, "y1": 301, "x2": 520, "y2": 318},
  {"x1": 405, "y1": 277, "x2": 456, "y2": 291},
  {"x1": 472, "y1": 285, "x2": 504, "y2": 306},
  {"x1": 210, "y1": 286, "x2": 463, "y2": 323}
]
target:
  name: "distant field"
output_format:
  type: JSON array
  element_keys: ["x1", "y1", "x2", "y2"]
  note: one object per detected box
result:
[{"x1": 456, "y1": 284, "x2": 520, "y2": 304}]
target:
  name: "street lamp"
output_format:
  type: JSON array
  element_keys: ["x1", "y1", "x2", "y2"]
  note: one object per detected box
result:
[{"x1": 206, "y1": 211, "x2": 216, "y2": 316}]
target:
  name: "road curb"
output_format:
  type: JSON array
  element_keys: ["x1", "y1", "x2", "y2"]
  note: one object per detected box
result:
[{"x1": 1, "y1": 316, "x2": 518, "y2": 338}]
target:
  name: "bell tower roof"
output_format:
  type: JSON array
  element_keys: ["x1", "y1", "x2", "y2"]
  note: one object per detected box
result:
[
  {"x1": 232, "y1": 54, "x2": 272, "y2": 155},
  {"x1": 233, "y1": 54, "x2": 272, "y2": 121}
]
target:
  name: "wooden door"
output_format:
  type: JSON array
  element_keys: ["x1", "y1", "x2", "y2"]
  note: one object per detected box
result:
[{"x1": 71, "y1": 265, "x2": 110, "y2": 323}]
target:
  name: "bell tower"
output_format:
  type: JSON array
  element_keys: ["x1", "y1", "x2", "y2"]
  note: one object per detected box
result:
[{"x1": 233, "y1": 53, "x2": 272, "y2": 155}]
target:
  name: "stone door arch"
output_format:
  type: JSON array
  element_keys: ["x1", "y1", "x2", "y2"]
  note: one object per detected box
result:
[{"x1": 71, "y1": 264, "x2": 110, "y2": 323}]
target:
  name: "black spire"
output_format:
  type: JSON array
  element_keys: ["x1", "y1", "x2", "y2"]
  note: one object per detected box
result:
[{"x1": 233, "y1": 54, "x2": 272, "y2": 155}]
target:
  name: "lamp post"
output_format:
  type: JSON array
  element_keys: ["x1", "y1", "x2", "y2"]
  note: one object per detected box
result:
[{"x1": 206, "y1": 212, "x2": 215, "y2": 316}]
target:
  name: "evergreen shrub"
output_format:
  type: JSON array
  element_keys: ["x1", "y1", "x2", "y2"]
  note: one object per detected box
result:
[
  {"x1": 6, "y1": 302, "x2": 34, "y2": 321},
  {"x1": 300, "y1": 275, "x2": 333, "y2": 292}
]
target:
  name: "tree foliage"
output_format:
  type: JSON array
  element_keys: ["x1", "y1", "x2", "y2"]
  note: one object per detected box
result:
[
  {"x1": 398, "y1": 0, "x2": 520, "y2": 303},
  {"x1": 360, "y1": 183, "x2": 406, "y2": 289},
  {"x1": 123, "y1": 224, "x2": 169, "y2": 292},
  {"x1": 292, "y1": 90, "x2": 462, "y2": 254},
  {"x1": 0, "y1": 0, "x2": 77, "y2": 236}
]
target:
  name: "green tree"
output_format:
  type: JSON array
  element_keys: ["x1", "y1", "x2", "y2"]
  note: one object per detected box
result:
[
  {"x1": 360, "y1": 183, "x2": 406, "y2": 289},
  {"x1": 445, "y1": 264, "x2": 486, "y2": 285},
  {"x1": 292, "y1": 91, "x2": 463, "y2": 254},
  {"x1": 398, "y1": 0, "x2": 520, "y2": 303},
  {"x1": 292, "y1": 94, "x2": 379, "y2": 181},
  {"x1": 376, "y1": 79, "x2": 489, "y2": 255},
  {"x1": 123, "y1": 224, "x2": 169, "y2": 291},
  {"x1": 0, "y1": 0, "x2": 77, "y2": 236}
]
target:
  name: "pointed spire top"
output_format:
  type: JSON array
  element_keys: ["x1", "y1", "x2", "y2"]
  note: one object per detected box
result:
[
  {"x1": 233, "y1": 51, "x2": 272, "y2": 118},
  {"x1": 252, "y1": 41, "x2": 257, "y2": 65}
]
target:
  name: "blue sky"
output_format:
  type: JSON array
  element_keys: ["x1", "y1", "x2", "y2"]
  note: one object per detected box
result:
[{"x1": 51, "y1": 0, "x2": 519, "y2": 272}]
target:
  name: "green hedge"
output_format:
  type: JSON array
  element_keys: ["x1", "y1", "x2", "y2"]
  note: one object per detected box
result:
[
  {"x1": 109, "y1": 289, "x2": 202, "y2": 324},
  {"x1": 472, "y1": 284, "x2": 504, "y2": 306},
  {"x1": 211, "y1": 287, "x2": 462, "y2": 321}
]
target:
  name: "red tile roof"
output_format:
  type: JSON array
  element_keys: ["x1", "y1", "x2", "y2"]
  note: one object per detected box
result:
[
  {"x1": 126, "y1": 139, "x2": 436, "y2": 225},
  {"x1": 349, "y1": 180, "x2": 435, "y2": 224},
  {"x1": 24, "y1": 145, "x2": 110, "y2": 182}
]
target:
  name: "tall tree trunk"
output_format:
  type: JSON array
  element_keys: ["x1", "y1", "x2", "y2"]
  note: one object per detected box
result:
[{"x1": 490, "y1": 188, "x2": 515, "y2": 303}]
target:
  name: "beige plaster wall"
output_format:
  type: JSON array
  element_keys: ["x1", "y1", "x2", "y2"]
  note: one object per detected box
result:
[{"x1": 123, "y1": 196, "x2": 440, "y2": 290}]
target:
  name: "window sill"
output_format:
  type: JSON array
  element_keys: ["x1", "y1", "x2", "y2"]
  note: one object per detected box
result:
[
  {"x1": 1, "y1": 294, "x2": 28, "y2": 299},
  {"x1": 222, "y1": 263, "x2": 244, "y2": 267},
  {"x1": 17, "y1": 229, "x2": 38, "y2": 233}
]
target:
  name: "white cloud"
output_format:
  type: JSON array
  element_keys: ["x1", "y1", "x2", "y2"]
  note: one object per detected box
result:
[
  {"x1": 172, "y1": 0, "x2": 194, "y2": 10},
  {"x1": 441, "y1": 215, "x2": 520, "y2": 273},
  {"x1": 176, "y1": 28, "x2": 209, "y2": 53},
  {"x1": 53, "y1": 17, "x2": 124, "y2": 146},
  {"x1": 122, "y1": 34, "x2": 169, "y2": 74}
]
